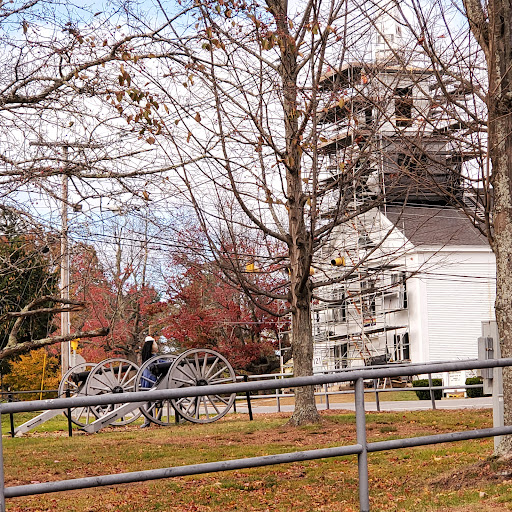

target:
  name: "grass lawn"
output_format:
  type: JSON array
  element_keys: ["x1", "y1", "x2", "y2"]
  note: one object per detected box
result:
[{"x1": 2, "y1": 408, "x2": 511, "y2": 511}]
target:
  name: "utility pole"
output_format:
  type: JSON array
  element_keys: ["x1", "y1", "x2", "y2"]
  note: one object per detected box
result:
[
  {"x1": 61, "y1": 145, "x2": 70, "y2": 373},
  {"x1": 30, "y1": 141, "x2": 102, "y2": 374}
]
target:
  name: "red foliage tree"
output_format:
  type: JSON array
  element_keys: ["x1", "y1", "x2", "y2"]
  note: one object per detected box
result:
[
  {"x1": 163, "y1": 257, "x2": 287, "y2": 372},
  {"x1": 69, "y1": 244, "x2": 165, "y2": 362}
]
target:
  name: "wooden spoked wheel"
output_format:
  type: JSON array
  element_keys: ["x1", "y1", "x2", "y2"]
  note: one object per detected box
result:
[
  {"x1": 84, "y1": 358, "x2": 141, "y2": 426},
  {"x1": 167, "y1": 349, "x2": 236, "y2": 424},
  {"x1": 135, "y1": 354, "x2": 177, "y2": 426},
  {"x1": 58, "y1": 362, "x2": 97, "y2": 427}
]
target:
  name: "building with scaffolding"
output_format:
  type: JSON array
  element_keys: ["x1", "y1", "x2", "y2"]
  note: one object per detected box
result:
[
  {"x1": 312, "y1": 206, "x2": 495, "y2": 373},
  {"x1": 311, "y1": 7, "x2": 495, "y2": 375}
]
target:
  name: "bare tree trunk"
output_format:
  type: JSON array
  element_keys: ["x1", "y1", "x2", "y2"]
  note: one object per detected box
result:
[
  {"x1": 273, "y1": 0, "x2": 320, "y2": 424},
  {"x1": 288, "y1": 280, "x2": 319, "y2": 424},
  {"x1": 489, "y1": 53, "x2": 512, "y2": 455},
  {"x1": 464, "y1": 0, "x2": 512, "y2": 455},
  {"x1": 493, "y1": 113, "x2": 512, "y2": 454}
]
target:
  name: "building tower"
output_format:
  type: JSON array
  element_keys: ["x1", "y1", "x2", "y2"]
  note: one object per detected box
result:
[{"x1": 311, "y1": 5, "x2": 478, "y2": 372}]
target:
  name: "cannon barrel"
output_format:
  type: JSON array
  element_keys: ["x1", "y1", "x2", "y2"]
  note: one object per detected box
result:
[
  {"x1": 152, "y1": 355, "x2": 221, "y2": 377},
  {"x1": 69, "y1": 370, "x2": 90, "y2": 384},
  {"x1": 152, "y1": 361, "x2": 173, "y2": 377},
  {"x1": 69, "y1": 363, "x2": 137, "y2": 384}
]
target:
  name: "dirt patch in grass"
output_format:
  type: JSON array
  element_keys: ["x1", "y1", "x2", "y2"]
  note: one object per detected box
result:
[
  {"x1": 435, "y1": 504, "x2": 510, "y2": 512},
  {"x1": 432, "y1": 456, "x2": 512, "y2": 490}
]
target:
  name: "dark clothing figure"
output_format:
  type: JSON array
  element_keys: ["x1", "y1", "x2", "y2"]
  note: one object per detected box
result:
[{"x1": 140, "y1": 336, "x2": 158, "y2": 427}]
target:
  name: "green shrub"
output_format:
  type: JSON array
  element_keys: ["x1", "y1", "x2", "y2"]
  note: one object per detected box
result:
[
  {"x1": 412, "y1": 378, "x2": 443, "y2": 400},
  {"x1": 465, "y1": 376, "x2": 484, "y2": 398}
]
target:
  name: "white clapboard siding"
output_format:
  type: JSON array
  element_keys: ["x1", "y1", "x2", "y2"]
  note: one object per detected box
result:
[{"x1": 425, "y1": 255, "x2": 496, "y2": 362}]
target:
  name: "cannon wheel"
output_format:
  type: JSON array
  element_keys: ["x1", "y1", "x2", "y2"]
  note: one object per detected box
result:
[
  {"x1": 135, "y1": 354, "x2": 177, "y2": 426},
  {"x1": 168, "y1": 348, "x2": 236, "y2": 424},
  {"x1": 58, "y1": 362, "x2": 97, "y2": 427},
  {"x1": 85, "y1": 358, "x2": 141, "y2": 426}
]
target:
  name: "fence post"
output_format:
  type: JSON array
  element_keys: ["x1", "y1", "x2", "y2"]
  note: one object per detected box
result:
[
  {"x1": 427, "y1": 373, "x2": 437, "y2": 410},
  {"x1": 0, "y1": 410, "x2": 5, "y2": 512},
  {"x1": 373, "y1": 379, "x2": 380, "y2": 412},
  {"x1": 276, "y1": 386, "x2": 281, "y2": 413},
  {"x1": 243, "y1": 375, "x2": 253, "y2": 421},
  {"x1": 355, "y1": 378, "x2": 370, "y2": 512},
  {"x1": 324, "y1": 382, "x2": 330, "y2": 410},
  {"x1": 66, "y1": 389, "x2": 73, "y2": 437},
  {"x1": 7, "y1": 395, "x2": 14, "y2": 439}
]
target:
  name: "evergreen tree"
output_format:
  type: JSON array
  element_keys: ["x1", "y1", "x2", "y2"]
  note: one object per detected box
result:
[{"x1": 0, "y1": 208, "x2": 58, "y2": 350}]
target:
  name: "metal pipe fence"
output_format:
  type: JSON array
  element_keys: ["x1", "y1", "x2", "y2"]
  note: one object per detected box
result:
[
  {"x1": 2, "y1": 368, "x2": 484, "y2": 421},
  {"x1": 249, "y1": 380, "x2": 485, "y2": 409},
  {"x1": 0, "y1": 357, "x2": 510, "y2": 512},
  {"x1": 237, "y1": 369, "x2": 486, "y2": 414},
  {"x1": 1, "y1": 377, "x2": 484, "y2": 430}
]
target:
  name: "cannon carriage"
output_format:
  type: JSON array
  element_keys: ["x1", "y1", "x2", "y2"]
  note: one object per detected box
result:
[{"x1": 14, "y1": 348, "x2": 237, "y2": 436}]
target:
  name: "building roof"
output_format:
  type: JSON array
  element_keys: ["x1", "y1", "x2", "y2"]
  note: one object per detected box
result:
[{"x1": 383, "y1": 205, "x2": 489, "y2": 247}]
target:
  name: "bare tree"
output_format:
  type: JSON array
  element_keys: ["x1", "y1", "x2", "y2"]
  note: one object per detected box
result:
[
  {"x1": 0, "y1": 1, "x2": 191, "y2": 360},
  {"x1": 93, "y1": 211, "x2": 163, "y2": 361},
  {"x1": 129, "y1": 0, "x2": 506, "y2": 426},
  {"x1": 0, "y1": 0, "x2": 199, "y2": 214},
  {"x1": 119, "y1": 0, "x2": 415, "y2": 425}
]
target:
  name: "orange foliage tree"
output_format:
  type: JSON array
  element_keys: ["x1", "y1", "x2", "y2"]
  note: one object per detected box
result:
[{"x1": 3, "y1": 349, "x2": 60, "y2": 398}]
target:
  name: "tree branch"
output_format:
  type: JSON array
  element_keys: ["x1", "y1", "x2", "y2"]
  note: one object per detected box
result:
[
  {"x1": 0, "y1": 327, "x2": 109, "y2": 360},
  {"x1": 462, "y1": 0, "x2": 490, "y2": 57},
  {"x1": 5, "y1": 296, "x2": 85, "y2": 348}
]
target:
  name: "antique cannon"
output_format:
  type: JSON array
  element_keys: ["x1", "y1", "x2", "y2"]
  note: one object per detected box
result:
[
  {"x1": 136, "y1": 349, "x2": 236, "y2": 425},
  {"x1": 13, "y1": 348, "x2": 237, "y2": 435}
]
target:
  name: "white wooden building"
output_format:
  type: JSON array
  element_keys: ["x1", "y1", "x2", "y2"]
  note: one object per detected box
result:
[
  {"x1": 312, "y1": 206, "x2": 496, "y2": 373},
  {"x1": 310, "y1": 3, "x2": 494, "y2": 381}
]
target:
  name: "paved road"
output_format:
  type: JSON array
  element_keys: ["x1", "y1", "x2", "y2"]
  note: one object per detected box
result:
[{"x1": 234, "y1": 396, "x2": 493, "y2": 414}]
